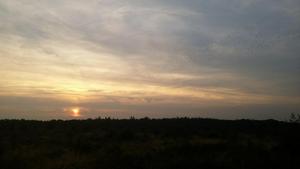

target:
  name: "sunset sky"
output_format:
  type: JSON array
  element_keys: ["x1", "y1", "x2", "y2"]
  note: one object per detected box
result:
[{"x1": 0, "y1": 0, "x2": 299, "y2": 120}]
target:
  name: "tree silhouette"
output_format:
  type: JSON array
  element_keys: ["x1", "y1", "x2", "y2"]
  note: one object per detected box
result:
[{"x1": 289, "y1": 113, "x2": 300, "y2": 123}]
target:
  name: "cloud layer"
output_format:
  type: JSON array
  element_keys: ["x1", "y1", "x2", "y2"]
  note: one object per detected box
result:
[{"x1": 0, "y1": 0, "x2": 300, "y2": 119}]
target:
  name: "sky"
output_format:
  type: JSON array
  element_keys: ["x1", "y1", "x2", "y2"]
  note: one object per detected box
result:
[{"x1": 0, "y1": 0, "x2": 300, "y2": 120}]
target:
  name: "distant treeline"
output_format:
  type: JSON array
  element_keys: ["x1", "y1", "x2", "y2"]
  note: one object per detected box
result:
[{"x1": 0, "y1": 118, "x2": 299, "y2": 169}]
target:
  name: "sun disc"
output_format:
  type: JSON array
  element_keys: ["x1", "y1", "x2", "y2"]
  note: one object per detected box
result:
[{"x1": 71, "y1": 108, "x2": 80, "y2": 117}]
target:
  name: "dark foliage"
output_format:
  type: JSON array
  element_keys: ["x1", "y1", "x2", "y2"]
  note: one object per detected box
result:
[
  {"x1": 0, "y1": 118, "x2": 299, "y2": 169},
  {"x1": 289, "y1": 113, "x2": 300, "y2": 123}
]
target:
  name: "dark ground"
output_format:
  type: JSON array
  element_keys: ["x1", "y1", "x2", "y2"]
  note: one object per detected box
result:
[{"x1": 0, "y1": 118, "x2": 299, "y2": 169}]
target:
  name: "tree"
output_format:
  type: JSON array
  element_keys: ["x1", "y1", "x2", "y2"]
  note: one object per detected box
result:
[{"x1": 289, "y1": 113, "x2": 300, "y2": 123}]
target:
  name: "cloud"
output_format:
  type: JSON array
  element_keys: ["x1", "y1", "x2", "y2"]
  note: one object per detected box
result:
[{"x1": 0, "y1": 0, "x2": 299, "y2": 119}]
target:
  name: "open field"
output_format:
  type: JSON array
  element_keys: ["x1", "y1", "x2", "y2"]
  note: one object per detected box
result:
[{"x1": 0, "y1": 118, "x2": 299, "y2": 169}]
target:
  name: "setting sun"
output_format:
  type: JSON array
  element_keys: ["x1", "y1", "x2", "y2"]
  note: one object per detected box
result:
[{"x1": 72, "y1": 108, "x2": 80, "y2": 117}]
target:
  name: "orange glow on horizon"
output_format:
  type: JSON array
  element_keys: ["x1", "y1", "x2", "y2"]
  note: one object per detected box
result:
[{"x1": 71, "y1": 108, "x2": 81, "y2": 117}]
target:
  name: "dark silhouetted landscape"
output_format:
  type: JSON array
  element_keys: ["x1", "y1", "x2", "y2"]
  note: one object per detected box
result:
[{"x1": 0, "y1": 118, "x2": 299, "y2": 169}]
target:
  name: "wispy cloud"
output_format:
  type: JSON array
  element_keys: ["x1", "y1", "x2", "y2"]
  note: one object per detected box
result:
[{"x1": 0, "y1": 0, "x2": 299, "y2": 119}]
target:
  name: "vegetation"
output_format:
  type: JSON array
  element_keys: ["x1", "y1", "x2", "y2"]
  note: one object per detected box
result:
[
  {"x1": 289, "y1": 113, "x2": 300, "y2": 123},
  {"x1": 0, "y1": 118, "x2": 299, "y2": 169}
]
